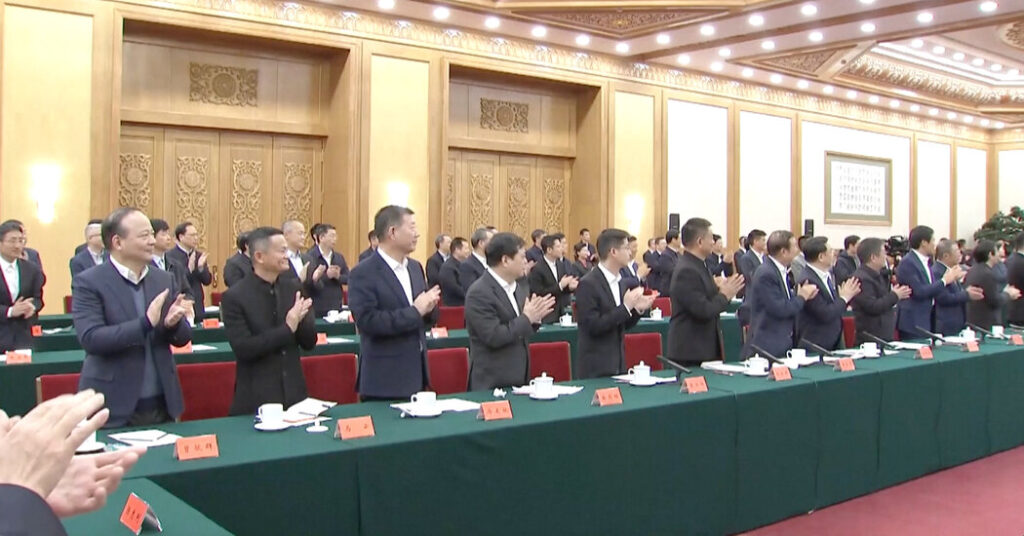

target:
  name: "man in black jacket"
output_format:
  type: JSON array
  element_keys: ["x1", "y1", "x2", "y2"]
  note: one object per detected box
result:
[
  {"x1": 849, "y1": 237, "x2": 911, "y2": 344},
  {"x1": 796, "y1": 237, "x2": 861, "y2": 351},
  {"x1": 425, "y1": 234, "x2": 451, "y2": 288},
  {"x1": 833, "y1": 235, "x2": 860, "y2": 285},
  {"x1": 221, "y1": 227, "x2": 316, "y2": 415},
  {"x1": 1006, "y1": 232, "x2": 1024, "y2": 326},
  {"x1": 306, "y1": 223, "x2": 350, "y2": 316},
  {"x1": 459, "y1": 227, "x2": 492, "y2": 293},
  {"x1": 165, "y1": 221, "x2": 212, "y2": 307},
  {"x1": 439, "y1": 237, "x2": 470, "y2": 306},
  {"x1": 223, "y1": 231, "x2": 253, "y2": 288},
  {"x1": 527, "y1": 233, "x2": 577, "y2": 323}
]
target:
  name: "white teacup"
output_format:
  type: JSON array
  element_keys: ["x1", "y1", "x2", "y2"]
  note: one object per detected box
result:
[
  {"x1": 628, "y1": 361, "x2": 651, "y2": 380},
  {"x1": 992, "y1": 325, "x2": 1005, "y2": 337},
  {"x1": 747, "y1": 356, "x2": 769, "y2": 373},
  {"x1": 257, "y1": 403, "x2": 284, "y2": 422},
  {"x1": 650, "y1": 308, "x2": 663, "y2": 320},
  {"x1": 960, "y1": 328, "x2": 976, "y2": 340},
  {"x1": 559, "y1": 314, "x2": 573, "y2": 327},
  {"x1": 860, "y1": 342, "x2": 880, "y2": 356},
  {"x1": 787, "y1": 348, "x2": 807, "y2": 360},
  {"x1": 340, "y1": 310, "x2": 353, "y2": 322},
  {"x1": 326, "y1": 309, "x2": 340, "y2": 319},
  {"x1": 530, "y1": 373, "x2": 555, "y2": 397},
  {"x1": 410, "y1": 391, "x2": 437, "y2": 407}
]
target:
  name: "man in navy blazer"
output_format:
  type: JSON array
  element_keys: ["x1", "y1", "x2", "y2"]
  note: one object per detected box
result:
[
  {"x1": 425, "y1": 233, "x2": 450, "y2": 288},
  {"x1": 459, "y1": 227, "x2": 492, "y2": 294},
  {"x1": 742, "y1": 231, "x2": 819, "y2": 358},
  {"x1": 165, "y1": 221, "x2": 212, "y2": 307},
  {"x1": 619, "y1": 235, "x2": 647, "y2": 288},
  {"x1": 74, "y1": 208, "x2": 192, "y2": 428},
  {"x1": 652, "y1": 230, "x2": 681, "y2": 297},
  {"x1": 736, "y1": 229, "x2": 767, "y2": 330},
  {"x1": 932, "y1": 239, "x2": 983, "y2": 335},
  {"x1": 348, "y1": 206, "x2": 440, "y2": 400},
  {"x1": 0, "y1": 221, "x2": 45, "y2": 353},
  {"x1": 795, "y1": 237, "x2": 861, "y2": 352},
  {"x1": 895, "y1": 226, "x2": 963, "y2": 340},
  {"x1": 526, "y1": 229, "x2": 546, "y2": 265},
  {"x1": 69, "y1": 221, "x2": 105, "y2": 278}
]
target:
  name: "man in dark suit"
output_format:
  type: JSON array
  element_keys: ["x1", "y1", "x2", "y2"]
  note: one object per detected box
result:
[
  {"x1": 222, "y1": 231, "x2": 252, "y2": 288},
  {"x1": 652, "y1": 229, "x2": 681, "y2": 297},
  {"x1": 645, "y1": 237, "x2": 664, "y2": 292},
  {"x1": 221, "y1": 227, "x2": 317, "y2": 415},
  {"x1": 849, "y1": 238, "x2": 911, "y2": 344},
  {"x1": 307, "y1": 224, "x2": 350, "y2": 316},
  {"x1": 527, "y1": 233, "x2": 577, "y2": 323},
  {"x1": 732, "y1": 236, "x2": 748, "y2": 272},
  {"x1": 348, "y1": 206, "x2": 440, "y2": 400},
  {"x1": 1006, "y1": 232, "x2": 1024, "y2": 326},
  {"x1": 705, "y1": 234, "x2": 734, "y2": 278},
  {"x1": 895, "y1": 226, "x2": 964, "y2": 340},
  {"x1": 425, "y1": 234, "x2": 451, "y2": 289},
  {"x1": 620, "y1": 235, "x2": 648, "y2": 288},
  {"x1": 149, "y1": 219, "x2": 191, "y2": 303},
  {"x1": 575, "y1": 228, "x2": 597, "y2": 262},
  {"x1": 933, "y1": 239, "x2": 983, "y2": 335},
  {"x1": 69, "y1": 221, "x2": 105, "y2": 278},
  {"x1": 669, "y1": 218, "x2": 744, "y2": 366},
  {"x1": 465, "y1": 233, "x2": 555, "y2": 390},
  {"x1": 736, "y1": 229, "x2": 767, "y2": 330},
  {"x1": 0, "y1": 221, "x2": 44, "y2": 353},
  {"x1": 796, "y1": 237, "x2": 861, "y2": 352},
  {"x1": 459, "y1": 227, "x2": 492, "y2": 294},
  {"x1": 575, "y1": 229, "x2": 655, "y2": 378},
  {"x1": 642, "y1": 238, "x2": 658, "y2": 270},
  {"x1": 741, "y1": 231, "x2": 819, "y2": 358},
  {"x1": 358, "y1": 231, "x2": 379, "y2": 263},
  {"x1": 526, "y1": 229, "x2": 546, "y2": 265},
  {"x1": 282, "y1": 220, "x2": 324, "y2": 290},
  {"x1": 439, "y1": 237, "x2": 470, "y2": 306},
  {"x1": 165, "y1": 221, "x2": 212, "y2": 307},
  {"x1": 966, "y1": 240, "x2": 1022, "y2": 330},
  {"x1": 3, "y1": 220, "x2": 43, "y2": 273},
  {"x1": 74, "y1": 207, "x2": 192, "y2": 427},
  {"x1": 834, "y1": 235, "x2": 860, "y2": 285},
  {"x1": 72, "y1": 218, "x2": 103, "y2": 256}
]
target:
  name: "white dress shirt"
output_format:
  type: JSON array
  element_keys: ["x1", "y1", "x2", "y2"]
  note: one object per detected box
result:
[
  {"x1": 154, "y1": 255, "x2": 166, "y2": 271},
  {"x1": 109, "y1": 255, "x2": 149, "y2": 285},
  {"x1": 1, "y1": 257, "x2": 19, "y2": 315},
  {"x1": 378, "y1": 249, "x2": 413, "y2": 305},
  {"x1": 808, "y1": 264, "x2": 835, "y2": 301},
  {"x1": 472, "y1": 251, "x2": 486, "y2": 268},
  {"x1": 488, "y1": 268, "x2": 520, "y2": 316},
  {"x1": 912, "y1": 249, "x2": 933, "y2": 283},
  {"x1": 768, "y1": 256, "x2": 791, "y2": 298},
  {"x1": 287, "y1": 249, "x2": 304, "y2": 276},
  {"x1": 90, "y1": 249, "x2": 104, "y2": 266},
  {"x1": 598, "y1": 263, "x2": 622, "y2": 307},
  {"x1": 544, "y1": 256, "x2": 559, "y2": 282},
  {"x1": 319, "y1": 246, "x2": 333, "y2": 266}
]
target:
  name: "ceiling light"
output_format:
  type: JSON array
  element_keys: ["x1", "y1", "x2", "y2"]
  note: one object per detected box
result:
[
  {"x1": 719, "y1": 47, "x2": 732, "y2": 57},
  {"x1": 861, "y1": 22, "x2": 876, "y2": 33},
  {"x1": 860, "y1": 0, "x2": 876, "y2": 3},
  {"x1": 917, "y1": 12, "x2": 934, "y2": 23},
  {"x1": 1008, "y1": 68, "x2": 1020, "y2": 77},
  {"x1": 846, "y1": 90, "x2": 858, "y2": 99},
  {"x1": 797, "y1": 79, "x2": 810, "y2": 89},
  {"x1": 531, "y1": 26, "x2": 547, "y2": 38},
  {"x1": 677, "y1": 54, "x2": 691, "y2": 65},
  {"x1": 770, "y1": 74, "x2": 783, "y2": 84},
  {"x1": 889, "y1": 100, "x2": 900, "y2": 108},
  {"x1": 700, "y1": 24, "x2": 715, "y2": 36},
  {"x1": 994, "y1": 121, "x2": 1005, "y2": 128},
  {"x1": 910, "y1": 39, "x2": 924, "y2": 48},
  {"x1": 929, "y1": 108, "x2": 939, "y2": 116},
  {"x1": 980, "y1": 1, "x2": 998, "y2": 13},
  {"x1": 964, "y1": 116, "x2": 974, "y2": 123},
  {"x1": 809, "y1": 31, "x2": 824, "y2": 42},
  {"x1": 484, "y1": 16, "x2": 500, "y2": 29},
  {"x1": 953, "y1": 52, "x2": 965, "y2": 61},
  {"x1": 742, "y1": 68, "x2": 754, "y2": 78},
  {"x1": 801, "y1": 4, "x2": 818, "y2": 16},
  {"x1": 910, "y1": 104, "x2": 920, "y2": 112},
  {"x1": 656, "y1": 34, "x2": 670, "y2": 45},
  {"x1": 710, "y1": 61, "x2": 724, "y2": 72},
  {"x1": 615, "y1": 42, "x2": 630, "y2": 53},
  {"x1": 575, "y1": 34, "x2": 590, "y2": 46},
  {"x1": 972, "y1": 58, "x2": 985, "y2": 66},
  {"x1": 947, "y1": 112, "x2": 957, "y2": 119},
  {"x1": 748, "y1": 14, "x2": 765, "y2": 26},
  {"x1": 980, "y1": 119, "x2": 990, "y2": 126},
  {"x1": 868, "y1": 95, "x2": 880, "y2": 104},
  {"x1": 932, "y1": 46, "x2": 945, "y2": 55},
  {"x1": 991, "y1": 63, "x2": 1003, "y2": 71},
  {"x1": 432, "y1": 6, "x2": 450, "y2": 20},
  {"x1": 823, "y1": 85, "x2": 834, "y2": 94},
  {"x1": 761, "y1": 40, "x2": 776, "y2": 50},
  {"x1": 377, "y1": 0, "x2": 395, "y2": 8}
]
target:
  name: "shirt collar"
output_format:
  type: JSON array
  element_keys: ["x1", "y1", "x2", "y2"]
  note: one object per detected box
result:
[
  {"x1": 912, "y1": 249, "x2": 931, "y2": 267},
  {"x1": 377, "y1": 248, "x2": 408, "y2": 271},
  {"x1": 287, "y1": 248, "x2": 302, "y2": 260},
  {"x1": 598, "y1": 263, "x2": 621, "y2": 285},
  {"x1": 472, "y1": 251, "x2": 486, "y2": 266},
  {"x1": 808, "y1": 263, "x2": 831, "y2": 283},
  {"x1": 0, "y1": 257, "x2": 16, "y2": 272},
  {"x1": 487, "y1": 267, "x2": 516, "y2": 292},
  {"x1": 768, "y1": 256, "x2": 788, "y2": 277},
  {"x1": 109, "y1": 255, "x2": 148, "y2": 285},
  {"x1": 177, "y1": 243, "x2": 192, "y2": 255},
  {"x1": 755, "y1": 250, "x2": 765, "y2": 263}
]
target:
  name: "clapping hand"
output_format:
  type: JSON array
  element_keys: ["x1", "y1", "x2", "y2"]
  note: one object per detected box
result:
[
  {"x1": 164, "y1": 293, "x2": 189, "y2": 328},
  {"x1": 285, "y1": 291, "x2": 313, "y2": 332},
  {"x1": 893, "y1": 284, "x2": 912, "y2": 300},
  {"x1": 413, "y1": 286, "x2": 441, "y2": 316},
  {"x1": 522, "y1": 293, "x2": 556, "y2": 324}
]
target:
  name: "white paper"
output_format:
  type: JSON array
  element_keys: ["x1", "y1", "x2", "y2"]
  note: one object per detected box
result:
[
  {"x1": 325, "y1": 337, "x2": 353, "y2": 344},
  {"x1": 890, "y1": 341, "x2": 928, "y2": 350},
  {"x1": 389, "y1": 398, "x2": 481, "y2": 415},
  {"x1": 611, "y1": 374, "x2": 677, "y2": 384},
  {"x1": 191, "y1": 344, "x2": 217, "y2": 351},
  {"x1": 109, "y1": 429, "x2": 182, "y2": 447},
  {"x1": 42, "y1": 327, "x2": 72, "y2": 335},
  {"x1": 511, "y1": 384, "x2": 584, "y2": 396},
  {"x1": 205, "y1": 306, "x2": 220, "y2": 313},
  {"x1": 780, "y1": 356, "x2": 820, "y2": 368}
]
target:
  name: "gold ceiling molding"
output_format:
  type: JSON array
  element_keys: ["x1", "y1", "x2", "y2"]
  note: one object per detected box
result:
[
  {"x1": 998, "y1": 20, "x2": 1024, "y2": 51},
  {"x1": 841, "y1": 55, "x2": 1024, "y2": 108},
  {"x1": 990, "y1": 128, "x2": 1024, "y2": 143},
  {"x1": 125, "y1": 0, "x2": 993, "y2": 141},
  {"x1": 754, "y1": 46, "x2": 850, "y2": 76},
  {"x1": 511, "y1": 9, "x2": 723, "y2": 38}
]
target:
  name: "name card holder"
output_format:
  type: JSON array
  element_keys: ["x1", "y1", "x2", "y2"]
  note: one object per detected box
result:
[
  {"x1": 964, "y1": 341, "x2": 980, "y2": 353},
  {"x1": 170, "y1": 342, "x2": 193, "y2": 355},
  {"x1": 1010, "y1": 334, "x2": 1023, "y2": 346},
  {"x1": 592, "y1": 387, "x2": 623, "y2": 406},
  {"x1": 31, "y1": 325, "x2": 42, "y2": 337},
  {"x1": 834, "y1": 358, "x2": 856, "y2": 372},
  {"x1": 477, "y1": 400, "x2": 513, "y2": 421},
  {"x1": 430, "y1": 327, "x2": 449, "y2": 339},
  {"x1": 120, "y1": 493, "x2": 163, "y2": 535},
  {"x1": 174, "y1": 435, "x2": 219, "y2": 461},
  {"x1": 915, "y1": 347, "x2": 934, "y2": 360},
  {"x1": 202, "y1": 318, "x2": 220, "y2": 329},
  {"x1": 316, "y1": 333, "x2": 328, "y2": 345},
  {"x1": 682, "y1": 376, "x2": 709, "y2": 394},
  {"x1": 5, "y1": 351, "x2": 31, "y2": 365},
  {"x1": 769, "y1": 366, "x2": 792, "y2": 382},
  {"x1": 335, "y1": 416, "x2": 376, "y2": 440}
]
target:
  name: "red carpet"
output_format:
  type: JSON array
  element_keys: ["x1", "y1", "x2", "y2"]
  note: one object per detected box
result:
[{"x1": 744, "y1": 446, "x2": 1024, "y2": 536}]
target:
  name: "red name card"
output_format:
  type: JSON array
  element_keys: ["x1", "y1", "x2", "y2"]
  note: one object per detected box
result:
[
  {"x1": 170, "y1": 342, "x2": 193, "y2": 354},
  {"x1": 683, "y1": 376, "x2": 709, "y2": 394},
  {"x1": 965, "y1": 341, "x2": 980, "y2": 353},
  {"x1": 31, "y1": 325, "x2": 42, "y2": 337},
  {"x1": 174, "y1": 434, "x2": 219, "y2": 461},
  {"x1": 592, "y1": 387, "x2": 623, "y2": 406},
  {"x1": 917, "y1": 347, "x2": 934, "y2": 360},
  {"x1": 836, "y1": 358, "x2": 856, "y2": 372},
  {"x1": 316, "y1": 332, "x2": 328, "y2": 345},
  {"x1": 120, "y1": 493, "x2": 148, "y2": 534},
  {"x1": 5, "y1": 351, "x2": 31, "y2": 365},
  {"x1": 770, "y1": 366, "x2": 792, "y2": 382},
  {"x1": 335, "y1": 416, "x2": 375, "y2": 440},
  {"x1": 477, "y1": 400, "x2": 513, "y2": 421},
  {"x1": 430, "y1": 327, "x2": 449, "y2": 339},
  {"x1": 202, "y1": 318, "x2": 220, "y2": 329},
  {"x1": 1011, "y1": 334, "x2": 1023, "y2": 346}
]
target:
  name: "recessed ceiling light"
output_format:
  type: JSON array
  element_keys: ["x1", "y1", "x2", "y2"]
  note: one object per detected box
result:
[
  {"x1": 719, "y1": 47, "x2": 732, "y2": 57},
  {"x1": 991, "y1": 63, "x2": 1003, "y2": 71},
  {"x1": 1008, "y1": 68, "x2": 1020, "y2": 76},
  {"x1": 868, "y1": 95, "x2": 880, "y2": 104},
  {"x1": 929, "y1": 108, "x2": 939, "y2": 116},
  {"x1": 964, "y1": 116, "x2": 974, "y2": 123},
  {"x1": 910, "y1": 39, "x2": 924, "y2": 48},
  {"x1": 860, "y1": 0, "x2": 875, "y2": 4},
  {"x1": 677, "y1": 54, "x2": 691, "y2": 65},
  {"x1": 761, "y1": 40, "x2": 776, "y2": 50},
  {"x1": 947, "y1": 112, "x2": 957, "y2": 119},
  {"x1": 846, "y1": 90, "x2": 858, "y2": 99},
  {"x1": 953, "y1": 52, "x2": 965, "y2": 61},
  {"x1": 980, "y1": 1, "x2": 998, "y2": 13},
  {"x1": 649, "y1": 34, "x2": 667, "y2": 45},
  {"x1": 972, "y1": 58, "x2": 985, "y2": 66},
  {"x1": 484, "y1": 16, "x2": 500, "y2": 29},
  {"x1": 531, "y1": 25, "x2": 547, "y2": 38},
  {"x1": 615, "y1": 42, "x2": 630, "y2": 53},
  {"x1": 377, "y1": 0, "x2": 395, "y2": 9},
  {"x1": 980, "y1": 118, "x2": 990, "y2": 126},
  {"x1": 742, "y1": 68, "x2": 754, "y2": 78},
  {"x1": 700, "y1": 24, "x2": 715, "y2": 36},
  {"x1": 889, "y1": 100, "x2": 900, "y2": 108},
  {"x1": 575, "y1": 34, "x2": 590, "y2": 46},
  {"x1": 710, "y1": 61, "x2": 724, "y2": 72},
  {"x1": 861, "y1": 22, "x2": 876, "y2": 33},
  {"x1": 770, "y1": 74, "x2": 783, "y2": 84},
  {"x1": 910, "y1": 104, "x2": 920, "y2": 112},
  {"x1": 432, "y1": 6, "x2": 450, "y2": 20},
  {"x1": 801, "y1": 4, "x2": 818, "y2": 16},
  {"x1": 748, "y1": 14, "x2": 765, "y2": 26},
  {"x1": 797, "y1": 79, "x2": 810, "y2": 89},
  {"x1": 932, "y1": 46, "x2": 945, "y2": 55},
  {"x1": 994, "y1": 121, "x2": 1005, "y2": 128},
  {"x1": 823, "y1": 85, "x2": 834, "y2": 94},
  {"x1": 917, "y1": 12, "x2": 934, "y2": 23},
  {"x1": 809, "y1": 31, "x2": 824, "y2": 42}
]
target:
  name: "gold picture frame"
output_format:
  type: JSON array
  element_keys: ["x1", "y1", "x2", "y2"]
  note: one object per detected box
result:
[{"x1": 824, "y1": 151, "x2": 893, "y2": 226}]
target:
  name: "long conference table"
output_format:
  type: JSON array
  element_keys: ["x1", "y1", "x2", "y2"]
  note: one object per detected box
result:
[{"x1": 62, "y1": 340, "x2": 1024, "y2": 535}]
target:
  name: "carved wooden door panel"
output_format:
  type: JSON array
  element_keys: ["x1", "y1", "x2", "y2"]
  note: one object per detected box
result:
[
  {"x1": 536, "y1": 156, "x2": 570, "y2": 234},
  {"x1": 118, "y1": 126, "x2": 165, "y2": 218},
  {"x1": 271, "y1": 136, "x2": 322, "y2": 236},
  {"x1": 459, "y1": 151, "x2": 499, "y2": 236},
  {"x1": 498, "y1": 155, "x2": 535, "y2": 239},
  {"x1": 216, "y1": 133, "x2": 273, "y2": 290}
]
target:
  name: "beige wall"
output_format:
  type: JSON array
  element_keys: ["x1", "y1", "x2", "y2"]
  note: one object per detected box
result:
[{"x1": 611, "y1": 89, "x2": 657, "y2": 242}]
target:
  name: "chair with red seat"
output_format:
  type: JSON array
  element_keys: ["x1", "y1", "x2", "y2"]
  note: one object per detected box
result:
[
  {"x1": 652, "y1": 296, "x2": 671, "y2": 317},
  {"x1": 177, "y1": 362, "x2": 236, "y2": 421},
  {"x1": 35, "y1": 373, "x2": 81, "y2": 403},
  {"x1": 211, "y1": 292, "x2": 223, "y2": 306},
  {"x1": 427, "y1": 347, "x2": 469, "y2": 395},
  {"x1": 624, "y1": 332, "x2": 664, "y2": 371},
  {"x1": 437, "y1": 306, "x2": 465, "y2": 330},
  {"x1": 529, "y1": 341, "x2": 572, "y2": 382},
  {"x1": 301, "y1": 353, "x2": 358, "y2": 405},
  {"x1": 63, "y1": 295, "x2": 73, "y2": 314}
]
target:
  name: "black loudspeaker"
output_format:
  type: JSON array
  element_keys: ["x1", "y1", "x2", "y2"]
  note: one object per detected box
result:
[
  {"x1": 803, "y1": 219, "x2": 814, "y2": 237},
  {"x1": 669, "y1": 213, "x2": 680, "y2": 231}
]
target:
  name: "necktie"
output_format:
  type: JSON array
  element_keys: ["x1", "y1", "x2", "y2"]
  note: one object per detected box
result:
[
  {"x1": 785, "y1": 271, "x2": 795, "y2": 298},
  {"x1": 825, "y1": 274, "x2": 836, "y2": 300}
]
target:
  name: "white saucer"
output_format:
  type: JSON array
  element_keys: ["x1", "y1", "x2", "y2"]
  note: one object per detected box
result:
[
  {"x1": 75, "y1": 441, "x2": 105, "y2": 454},
  {"x1": 629, "y1": 376, "x2": 659, "y2": 386},
  {"x1": 254, "y1": 420, "x2": 290, "y2": 432},
  {"x1": 405, "y1": 405, "x2": 443, "y2": 417},
  {"x1": 743, "y1": 368, "x2": 769, "y2": 377},
  {"x1": 530, "y1": 392, "x2": 559, "y2": 400}
]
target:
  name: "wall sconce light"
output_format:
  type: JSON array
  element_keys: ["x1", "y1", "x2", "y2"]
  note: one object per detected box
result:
[
  {"x1": 386, "y1": 181, "x2": 411, "y2": 207},
  {"x1": 624, "y1": 194, "x2": 645, "y2": 236},
  {"x1": 29, "y1": 163, "x2": 60, "y2": 224}
]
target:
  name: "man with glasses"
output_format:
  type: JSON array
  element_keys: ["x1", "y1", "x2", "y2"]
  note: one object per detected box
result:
[{"x1": 0, "y1": 221, "x2": 44, "y2": 353}]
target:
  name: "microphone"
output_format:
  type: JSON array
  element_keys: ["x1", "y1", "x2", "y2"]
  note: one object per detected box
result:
[
  {"x1": 1008, "y1": 323, "x2": 1024, "y2": 332},
  {"x1": 799, "y1": 339, "x2": 834, "y2": 363},
  {"x1": 656, "y1": 355, "x2": 691, "y2": 375},
  {"x1": 859, "y1": 331, "x2": 898, "y2": 351},
  {"x1": 748, "y1": 344, "x2": 785, "y2": 365},
  {"x1": 915, "y1": 326, "x2": 946, "y2": 344},
  {"x1": 966, "y1": 323, "x2": 994, "y2": 340}
]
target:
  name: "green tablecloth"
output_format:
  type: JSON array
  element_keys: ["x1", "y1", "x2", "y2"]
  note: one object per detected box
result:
[
  {"x1": 62, "y1": 478, "x2": 231, "y2": 535},
  {"x1": 98, "y1": 342, "x2": 1024, "y2": 535}
]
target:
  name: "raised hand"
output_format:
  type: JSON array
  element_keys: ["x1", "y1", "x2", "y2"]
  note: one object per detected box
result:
[
  {"x1": 942, "y1": 264, "x2": 964, "y2": 284},
  {"x1": 146, "y1": 289, "x2": 169, "y2": 328},
  {"x1": 522, "y1": 293, "x2": 556, "y2": 324},
  {"x1": 796, "y1": 282, "x2": 819, "y2": 301},
  {"x1": 893, "y1": 284, "x2": 912, "y2": 300},
  {"x1": 163, "y1": 293, "x2": 189, "y2": 328},
  {"x1": 312, "y1": 264, "x2": 326, "y2": 283},
  {"x1": 285, "y1": 291, "x2": 313, "y2": 332},
  {"x1": 838, "y1": 277, "x2": 861, "y2": 302},
  {"x1": 413, "y1": 286, "x2": 441, "y2": 316},
  {"x1": 46, "y1": 447, "x2": 146, "y2": 518},
  {"x1": 197, "y1": 251, "x2": 209, "y2": 270},
  {"x1": 1005, "y1": 285, "x2": 1022, "y2": 300},
  {"x1": 966, "y1": 285, "x2": 984, "y2": 301}
]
